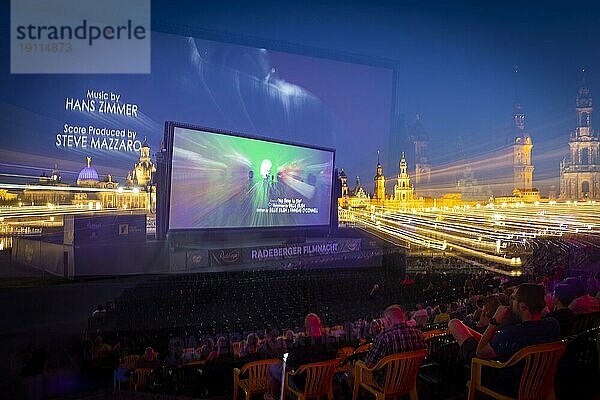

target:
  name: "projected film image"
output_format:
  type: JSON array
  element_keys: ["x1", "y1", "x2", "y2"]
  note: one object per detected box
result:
[{"x1": 169, "y1": 126, "x2": 334, "y2": 229}]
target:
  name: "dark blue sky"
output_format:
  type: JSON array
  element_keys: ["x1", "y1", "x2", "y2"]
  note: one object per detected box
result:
[
  {"x1": 1, "y1": 1, "x2": 599, "y2": 195},
  {"x1": 151, "y1": 0, "x2": 599, "y2": 193}
]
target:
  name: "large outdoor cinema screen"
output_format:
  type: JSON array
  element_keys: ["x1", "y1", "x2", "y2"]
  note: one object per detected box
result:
[{"x1": 168, "y1": 125, "x2": 335, "y2": 230}]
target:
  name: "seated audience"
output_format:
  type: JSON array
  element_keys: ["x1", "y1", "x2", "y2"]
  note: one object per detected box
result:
[
  {"x1": 368, "y1": 318, "x2": 385, "y2": 338},
  {"x1": 239, "y1": 333, "x2": 260, "y2": 359},
  {"x1": 164, "y1": 345, "x2": 184, "y2": 368},
  {"x1": 564, "y1": 277, "x2": 600, "y2": 314},
  {"x1": 136, "y1": 347, "x2": 161, "y2": 369},
  {"x1": 433, "y1": 304, "x2": 450, "y2": 324},
  {"x1": 463, "y1": 296, "x2": 484, "y2": 329},
  {"x1": 473, "y1": 295, "x2": 503, "y2": 333},
  {"x1": 364, "y1": 305, "x2": 425, "y2": 385},
  {"x1": 90, "y1": 336, "x2": 115, "y2": 366},
  {"x1": 284, "y1": 330, "x2": 295, "y2": 348},
  {"x1": 448, "y1": 283, "x2": 560, "y2": 397},
  {"x1": 260, "y1": 328, "x2": 286, "y2": 359},
  {"x1": 266, "y1": 313, "x2": 336, "y2": 399},
  {"x1": 412, "y1": 303, "x2": 429, "y2": 327},
  {"x1": 546, "y1": 283, "x2": 576, "y2": 336},
  {"x1": 405, "y1": 311, "x2": 417, "y2": 327}
]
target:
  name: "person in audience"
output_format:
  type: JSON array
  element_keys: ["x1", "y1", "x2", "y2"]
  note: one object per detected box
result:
[
  {"x1": 401, "y1": 275, "x2": 416, "y2": 286},
  {"x1": 90, "y1": 336, "x2": 115, "y2": 366},
  {"x1": 449, "y1": 283, "x2": 560, "y2": 375},
  {"x1": 202, "y1": 338, "x2": 219, "y2": 361},
  {"x1": 164, "y1": 345, "x2": 184, "y2": 368},
  {"x1": 405, "y1": 311, "x2": 417, "y2": 327},
  {"x1": 450, "y1": 284, "x2": 560, "y2": 359},
  {"x1": 215, "y1": 336, "x2": 228, "y2": 356},
  {"x1": 564, "y1": 277, "x2": 600, "y2": 314},
  {"x1": 433, "y1": 303, "x2": 450, "y2": 323},
  {"x1": 261, "y1": 328, "x2": 286, "y2": 359},
  {"x1": 136, "y1": 347, "x2": 161, "y2": 369},
  {"x1": 186, "y1": 335, "x2": 198, "y2": 349},
  {"x1": 364, "y1": 305, "x2": 425, "y2": 371},
  {"x1": 266, "y1": 313, "x2": 335, "y2": 400},
  {"x1": 284, "y1": 330, "x2": 295, "y2": 348},
  {"x1": 240, "y1": 333, "x2": 260, "y2": 358},
  {"x1": 472, "y1": 295, "x2": 503, "y2": 333},
  {"x1": 546, "y1": 283, "x2": 576, "y2": 336},
  {"x1": 368, "y1": 318, "x2": 385, "y2": 338},
  {"x1": 463, "y1": 296, "x2": 484, "y2": 329},
  {"x1": 412, "y1": 303, "x2": 429, "y2": 327}
]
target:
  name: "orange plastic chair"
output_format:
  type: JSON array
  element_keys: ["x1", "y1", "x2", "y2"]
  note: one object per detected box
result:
[
  {"x1": 284, "y1": 358, "x2": 339, "y2": 400},
  {"x1": 354, "y1": 342, "x2": 373, "y2": 354},
  {"x1": 467, "y1": 341, "x2": 567, "y2": 400},
  {"x1": 422, "y1": 328, "x2": 447, "y2": 341},
  {"x1": 129, "y1": 367, "x2": 155, "y2": 391},
  {"x1": 113, "y1": 355, "x2": 140, "y2": 391},
  {"x1": 336, "y1": 346, "x2": 356, "y2": 373},
  {"x1": 232, "y1": 341, "x2": 243, "y2": 358},
  {"x1": 353, "y1": 349, "x2": 427, "y2": 400},
  {"x1": 232, "y1": 358, "x2": 280, "y2": 400},
  {"x1": 120, "y1": 354, "x2": 141, "y2": 368}
]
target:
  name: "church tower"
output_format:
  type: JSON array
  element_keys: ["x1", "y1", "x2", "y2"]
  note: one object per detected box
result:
[
  {"x1": 394, "y1": 152, "x2": 414, "y2": 203},
  {"x1": 373, "y1": 151, "x2": 386, "y2": 202},
  {"x1": 511, "y1": 66, "x2": 535, "y2": 194},
  {"x1": 512, "y1": 102, "x2": 534, "y2": 192},
  {"x1": 132, "y1": 138, "x2": 156, "y2": 187},
  {"x1": 339, "y1": 169, "x2": 349, "y2": 198},
  {"x1": 560, "y1": 68, "x2": 600, "y2": 200}
]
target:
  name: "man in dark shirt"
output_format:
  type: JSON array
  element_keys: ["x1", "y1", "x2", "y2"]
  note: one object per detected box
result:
[{"x1": 449, "y1": 283, "x2": 560, "y2": 397}]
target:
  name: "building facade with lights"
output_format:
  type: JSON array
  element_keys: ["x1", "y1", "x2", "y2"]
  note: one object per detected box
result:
[
  {"x1": 339, "y1": 152, "x2": 421, "y2": 222},
  {"x1": 560, "y1": 71, "x2": 600, "y2": 200},
  {"x1": 20, "y1": 143, "x2": 156, "y2": 211}
]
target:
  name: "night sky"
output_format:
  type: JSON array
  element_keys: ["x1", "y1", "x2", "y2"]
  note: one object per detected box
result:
[
  {"x1": 2, "y1": 1, "x2": 599, "y2": 196},
  {"x1": 151, "y1": 0, "x2": 599, "y2": 193}
]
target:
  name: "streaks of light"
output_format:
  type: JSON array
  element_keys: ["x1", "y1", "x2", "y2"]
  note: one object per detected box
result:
[{"x1": 343, "y1": 201, "x2": 600, "y2": 267}]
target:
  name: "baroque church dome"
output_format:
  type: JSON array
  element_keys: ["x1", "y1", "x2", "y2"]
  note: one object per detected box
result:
[{"x1": 77, "y1": 157, "x2": 99, "y2": 183}]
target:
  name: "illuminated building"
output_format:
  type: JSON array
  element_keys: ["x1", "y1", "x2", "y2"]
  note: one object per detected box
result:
[
  {"x1": 495, "y1": 95, "x2": 540, "y2": 203},
  {"x1": 22, "y1": 165, "x2": 71, "y2": 205},
  {"x1": 350, "y1": 176, "x2": 368, "y2": 206},
  {"x1": 340, "y1": 152, "x2": 422, "y2": 220},
  {"x1": 338, "y1": 168, "x2": 350, "y2": 208},
  {"x1": 77, "y1": 157, "x2": 99, "y2": 187},
  {"x1": 128, "y1": 138, "x2": 156, "y2": 187},
  {"x1": 393, "y1": 152, "x2": 414, "y2": 203},
  {"x1": 512, "y1": 105, "x2": 534, "y2": 193},
  {"x1": 372, "y1": 151, "x2": 386, "y2": 202},
  {"x1": 338, "y1": 172, "x2": 369, "y2": 214},
  {"x1": 0, "y1": 189, "x2": 18, "y2": 204},
  {"x1": 19, "y1": 144, "x2": 156, "y2": 212},
  {"x1": 560, "y1": 69, "x2": 600, "y2": 200},
  {"x1": 340, "y1": 169, "x2": 349, "y2": 198}
]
